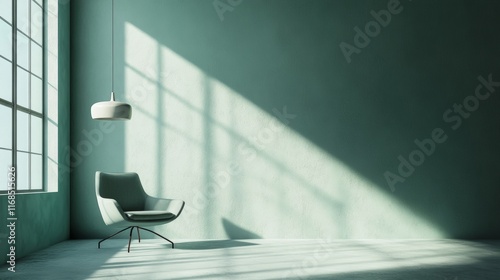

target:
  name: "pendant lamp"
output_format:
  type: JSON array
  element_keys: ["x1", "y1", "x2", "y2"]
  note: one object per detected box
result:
[{"x1": 91, "y1": 0, "x2": 132, "y2": 120}]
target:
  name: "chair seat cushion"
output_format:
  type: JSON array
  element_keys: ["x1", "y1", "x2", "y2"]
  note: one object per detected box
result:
[{"x1": 125, "y1": 210, "x2": 175, "y2": 221}]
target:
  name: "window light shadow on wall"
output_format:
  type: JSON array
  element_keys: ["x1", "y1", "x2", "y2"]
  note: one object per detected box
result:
[
  {"x1": 122, "y1": 22, "x2": 443, "y2": 239},
  {"x1": 45, "y1": 0, "x2": 58, "y2": 192}
]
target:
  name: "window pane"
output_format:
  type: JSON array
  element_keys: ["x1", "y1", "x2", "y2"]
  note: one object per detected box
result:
[
  {"x1": 17, "y1": 67, "x2": 29, "y2": 108},
  {"x1": 0, "y1": 20, "x2": 11, "y2": 60},
  {"x1": 0, "y1": 0, "x2": 12, "y2": 23},
  {"x1": 0, "y1": 149, "x2": 12, "y2": 191},
  {"x1": 0, "y1": 105, "x2": 12, "y2": 149},
  {"x1": 31, "y1": 1, "x2": 43, "y2": 44},
  {"x1": 31, "y1": 115, "x2": 42, "y2": 154},
  {"x1": 31, "y1": 41, "x2": 43, "y2": 77},
  {"x1": 0, "y1": 57, "x2": 12, "y2": 101},
  {"x1": 17, "y1": 110, "x2": 29, "y2": 152},
  {"x1": 16, "y1": 151, "x2": 28, "y2": 190},
  {"x1": 31, "y1": 153, "x2": 42, "y2": 189},
  {"x1": 17, "y1": 0, "x2": 29, "y2": 35},
  {"x1": 17, "y1": 32, "x2": 29, "y2": 69},
  {"x1": 31, "y1": 75, "x2": 42, "y2": 112},
  {"x1": 34, "y1": 0, "x2": 43, "y2": 6}
]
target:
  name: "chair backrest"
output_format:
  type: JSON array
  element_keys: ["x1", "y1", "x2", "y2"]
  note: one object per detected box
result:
[{"x1": 96, "y1": 172, "x2": 147, "y2": 211}]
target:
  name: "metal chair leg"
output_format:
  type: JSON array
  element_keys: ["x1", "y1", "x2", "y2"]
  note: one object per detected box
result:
[
  {"x1": 127, "y1": 227, "x2": 135, "y2": 253},
  {"x1": 98, "y1": 226, "x2": 174, "y2": 252},
  {"x1": 138, "y1": 226, "x2": 175, "y2": 248},
  {"x1": 98, "y1": 226, "x2": 132, "y2": 249}
]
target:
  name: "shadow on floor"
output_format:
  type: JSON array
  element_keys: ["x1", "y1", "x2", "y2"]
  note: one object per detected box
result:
[
  {"x1": 222, "y1": 218, "x2": 262, "y2": 239},
  {"x1": 175, "y1": 239, "x2": 258, "y2": 250}
]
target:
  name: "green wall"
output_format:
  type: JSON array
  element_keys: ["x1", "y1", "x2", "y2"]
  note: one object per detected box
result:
[
  {"x1": 0, "y1": 0, "x2": 71, "y2": 264},
  {"x1": 70, "y1": 0, "x2": 500, "y2": 239}
]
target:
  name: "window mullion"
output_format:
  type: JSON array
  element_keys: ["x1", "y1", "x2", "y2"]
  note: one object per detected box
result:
[
  {"x1": 28, "y1": 0, "x2": 32, "y2": 190},
  {"x1": 42, "y1": 0, "x2": 46, "y2": 192}
]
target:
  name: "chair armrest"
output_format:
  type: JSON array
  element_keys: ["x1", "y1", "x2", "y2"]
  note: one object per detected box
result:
[
  {"x1": 145, "y1": 196, "x2": 185, "y2": 217},
  {"x1": 97, "y1": 197, "x2": 129, "y2": 226}
]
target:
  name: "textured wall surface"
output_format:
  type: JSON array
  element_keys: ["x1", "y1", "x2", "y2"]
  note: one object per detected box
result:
[
  {"x1": 0, "y1": 0, "x2": 71, "y2": 264},
  {"x1": 70, "y1": 0, "x2": 500, "y2": 239}
]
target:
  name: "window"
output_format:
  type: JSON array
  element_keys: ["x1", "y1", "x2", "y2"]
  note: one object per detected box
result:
[{"x1": 0, "y1": 0, "x2": 45, "y2": 192}]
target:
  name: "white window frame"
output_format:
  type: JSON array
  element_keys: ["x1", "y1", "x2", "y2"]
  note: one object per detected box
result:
[{"x1": 0, "y1": 0, "x2": 45, "y2": 193}]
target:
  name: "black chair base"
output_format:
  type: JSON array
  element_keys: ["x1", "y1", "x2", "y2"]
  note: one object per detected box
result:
[{"x1": 98, "y1": 226, "x2": 174, "y2": 253}]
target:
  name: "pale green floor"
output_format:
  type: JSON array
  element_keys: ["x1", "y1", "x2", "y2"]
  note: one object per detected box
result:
[{"x1": 1, "y1": 239, "x2": 499, "y2": 279}]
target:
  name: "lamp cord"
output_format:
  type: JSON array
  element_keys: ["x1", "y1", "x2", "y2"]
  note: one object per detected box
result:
[{"x1": 111, "y1": 0, "x2": 114, "y2": 92}]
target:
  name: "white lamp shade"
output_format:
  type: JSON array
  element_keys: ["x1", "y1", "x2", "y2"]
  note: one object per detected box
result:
[{"x1": 91, "y1": 92, "x2": 132, "y2": 120}]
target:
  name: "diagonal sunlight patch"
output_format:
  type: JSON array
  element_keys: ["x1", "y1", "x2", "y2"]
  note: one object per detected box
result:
[{"x1": 122, "y1": 22, "x2": 443, "y2": 239}]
